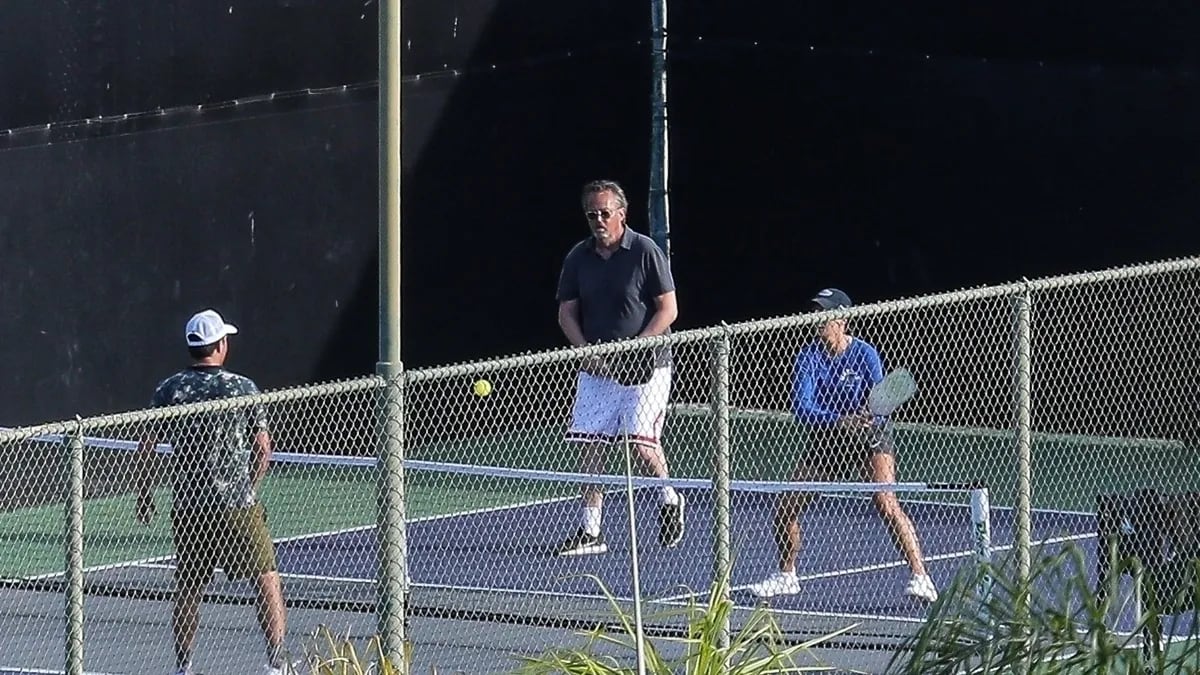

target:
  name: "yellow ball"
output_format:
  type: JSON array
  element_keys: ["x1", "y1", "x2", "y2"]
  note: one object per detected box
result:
[{"x1": 472, "y1": 379, "x2": 493, "y2": 397}]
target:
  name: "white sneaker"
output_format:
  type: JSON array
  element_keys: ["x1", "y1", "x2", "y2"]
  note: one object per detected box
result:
[
  {"x1": 906, "y1": 574, "x2": 938, "y2": 603},
  {"x1": 264, "y1": 663, "x2": 296, "y2": 675},
  {"x1": 747, "y1": 571, "x2": 801, "y2": 598}
]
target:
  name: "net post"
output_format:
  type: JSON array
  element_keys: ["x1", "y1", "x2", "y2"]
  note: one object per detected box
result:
[
  {"x1": 969, "y1": 486, "x2": 994, "y2": 625},
  {"x1": 710, "y1": 325, "x2": 732, "y2": 654},
  {"x1": 376, "y1": 363, "x2": 408, "y2": 672},
  {"x1": 64, "y1": 418, "x2": 84, "y2": 675},
  {"x1": 1013, "y1": 285, "x2": 1034, "y2": 622}
]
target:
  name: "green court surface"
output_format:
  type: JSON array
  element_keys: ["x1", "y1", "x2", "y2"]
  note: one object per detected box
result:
[
  {"x1": 0, "y1": 464, "x2": 570, "y2": 581},
  {"x1": 423, "y1": 404, "x2": 1194, "y2": 512},
  {"x1": 0, "y1": 405, "x2": 1188, "y2": 582}
]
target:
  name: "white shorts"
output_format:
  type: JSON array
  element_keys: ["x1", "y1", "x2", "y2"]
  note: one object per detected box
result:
[{"x1": 565, "y1": 366, "x2": 672, "y2": 448}]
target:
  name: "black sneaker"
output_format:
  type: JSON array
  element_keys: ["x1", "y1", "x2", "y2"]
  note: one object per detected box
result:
[
  {"x1": 555, "y1": 528, "x2": 607, "y2": 556},
  {"x1": 658, "y1": 493, "x2": 686, "y2": 547}
]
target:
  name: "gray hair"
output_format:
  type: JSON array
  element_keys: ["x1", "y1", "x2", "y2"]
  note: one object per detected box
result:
[{"x1": 580, "y1": 179, "x2": 629, "y2": 210}]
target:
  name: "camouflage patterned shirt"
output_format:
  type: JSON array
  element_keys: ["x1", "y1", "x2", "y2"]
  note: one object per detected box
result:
[{"x1": 150, "y1": 365, "x2": 269, "y2": 510}]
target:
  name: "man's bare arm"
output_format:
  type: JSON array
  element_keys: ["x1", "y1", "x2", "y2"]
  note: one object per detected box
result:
[
  {"x1": 252, "y1": 430, "x2": 273, "y2": 488},
  {"x1": 135, "y1": 436, "x2": 158, "y2": 524},
  {"x1": 637, "y1": 291, "x2": 678, "y2": 338},
  {"x1": 558, "y1": 299, "x2": 588, "y2": 347}
]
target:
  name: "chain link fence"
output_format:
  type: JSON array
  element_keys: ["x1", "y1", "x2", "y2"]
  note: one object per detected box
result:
[{"x1": 0, "y1": 255, "x2": 1197, "y2": 674}]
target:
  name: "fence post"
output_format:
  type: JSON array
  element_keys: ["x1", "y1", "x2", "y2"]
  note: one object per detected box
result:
[
  {"x1": 65, "y1": 419, "x2": 84, "y2": 675},
  {"x1": 648, "y1": 0, "x2": 670, "y2": 259},
  {"x1": 711, "y1": 325, "x2": 732, "y2": 657},
  {"x1": 377, "y1": 368, "x2": 408, "y2": 672},
  {"x1": 377, "y1": 0, "x2": 405, "y2": 667},
  {"x1": 1014, "y1": 286, "x2": 1034, "y2": 622}
]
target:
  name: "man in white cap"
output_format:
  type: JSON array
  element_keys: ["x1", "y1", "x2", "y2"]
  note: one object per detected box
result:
[{"x1": 135, "y1": 308, "x2": 291, "y2": 675}]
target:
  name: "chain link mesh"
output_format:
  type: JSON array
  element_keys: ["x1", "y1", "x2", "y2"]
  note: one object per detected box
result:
[{"x1": 0, "y1": 256, "x2": 1197, "y2": 673}]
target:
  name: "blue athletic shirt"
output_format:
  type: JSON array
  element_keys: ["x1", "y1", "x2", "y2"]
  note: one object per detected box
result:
[{"x1": 789, "y1": 337, "x2": 885, "y2": 427}]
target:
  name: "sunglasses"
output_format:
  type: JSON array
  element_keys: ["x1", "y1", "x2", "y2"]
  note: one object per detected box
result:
[{"x1": 584, "y1": 209, "x2": 620, "y2": 221}]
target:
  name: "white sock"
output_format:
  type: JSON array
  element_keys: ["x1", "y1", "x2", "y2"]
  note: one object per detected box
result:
[
  {"x1": 267, "y1": 643, "x2": 284, "y2": 669},
  {"x1": 582, "y1": 506, "x2": 602, "y2": 536},
  {"x1": 660, "y1": 484, "x2": 680, "y2": 506}
]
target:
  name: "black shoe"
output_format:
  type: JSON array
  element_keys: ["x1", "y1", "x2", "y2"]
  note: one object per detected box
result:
[
  {"x1": 555, "y1": 528, "x2": 607, "y2": 556},
  {"x1": 658, "y1": 493, "x2": 686, "y2": 547}
]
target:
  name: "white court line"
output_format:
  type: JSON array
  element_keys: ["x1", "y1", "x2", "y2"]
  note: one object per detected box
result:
[
  {"x1": 404, "y1": 581, "x2": 635, "y2": 603},
  {"x1": 22, "y1": 552, "x2": 176, "y2": 582},
  {"x1": 390, "y1": 581, "x2": 930, "y2": 627},
  {"x1": 26, "y1": 492, "x2": 1095, "y2": 589},
  {"x1": 123, "y1": 528, "x2": 1160, "y2": 639},
  {"x1": 800, "y1": 492, "x2": 1097, "y2": 518},
  {"x1": 132, "y1": 562, "x2": 375, "y2": 586},
  {"x1": 656, "y1": 531, "x2": 1098, "y2": 604},
  {"x1": 268, "y1": 491, "x2": 580, "y2": 545},
  {"x1": 15, "y1": 487, "x2": 1093, "y2": 583},
  {"x1": 270, "y1": 487, "x2": 1097, "y2": 556},
  {"x1": 13, "y1": 492, "x2": 579, "y2": 583},
  {"x1": 790, "y1": 531, "x2": 1096, "y2": 585},
  {"x1": 645, "y1": 594, "x2": 932, "y2": 626},
  {"x1": 0, "y1": 669, "x2": 123, "y2": 675}
]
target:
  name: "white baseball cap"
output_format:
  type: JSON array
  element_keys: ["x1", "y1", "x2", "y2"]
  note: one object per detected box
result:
[{"x1": 185, "y1": 309, "x2": 239, "y2": 347}]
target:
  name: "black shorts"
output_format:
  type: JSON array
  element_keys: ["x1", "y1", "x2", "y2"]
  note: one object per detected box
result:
[{"x1": 793, "y1": 426, "x2": 895, "y2": 483}]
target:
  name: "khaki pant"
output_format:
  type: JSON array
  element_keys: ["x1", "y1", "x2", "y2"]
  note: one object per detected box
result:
[{"x1": 172, "y1": 502, "x2": 278, "y2": 583}]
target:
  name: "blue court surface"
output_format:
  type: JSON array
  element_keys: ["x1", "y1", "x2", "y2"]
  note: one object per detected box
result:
[
  {"x1": 158, "y1": 490, "x2": 1188, "y2": 634},
  {"x1": 12, "y1": 486, "x2": 1194, "y2": 675}
]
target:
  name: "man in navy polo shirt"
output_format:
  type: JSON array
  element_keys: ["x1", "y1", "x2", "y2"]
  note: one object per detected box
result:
[
  {"x1": 553, "y1": 179, "x2": 684, "y2": 556},
  {"x1": 747, "y1": 288, "x2": 938, "y2": 603}
]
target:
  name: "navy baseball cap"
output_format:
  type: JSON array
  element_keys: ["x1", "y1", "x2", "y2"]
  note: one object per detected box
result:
[{"x1": 811, "y1": 288, "x2": 853, "y2": 310}]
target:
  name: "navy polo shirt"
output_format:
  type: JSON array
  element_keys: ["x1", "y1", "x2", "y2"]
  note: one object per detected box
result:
[{"x1": 556, "y1": 226, "x2": 675, "y2": 349}]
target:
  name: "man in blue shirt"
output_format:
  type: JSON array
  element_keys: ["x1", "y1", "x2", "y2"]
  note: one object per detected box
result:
[{"x1": 747, "y1": 288, "x2": 938, "y2": 603}]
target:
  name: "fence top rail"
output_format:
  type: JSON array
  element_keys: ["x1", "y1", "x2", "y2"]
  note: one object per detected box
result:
[
  {"x1": 406, "y1": 254, "x2": 1200, "y2": 381},
  {"x1": 0, "y1": 375, "x2": 385, "y2": 445},
  {"x1": 2, "y1": 254, "x2": 1195, "y2": 440}
]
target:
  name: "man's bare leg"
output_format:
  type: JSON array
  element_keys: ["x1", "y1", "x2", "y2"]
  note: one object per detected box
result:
[
  {"x1": 870, "y1": 452, "x2": 938, "y2": 602},
  {"x1": 772, "y1": 491, "x2": 816, "y2": 573},
  {"x1": 255, "y1": 571, "x2": 287, "y2": 668},
  {"x1": 173, "y1": 578, "x2": 205, "y2": 672},
  {"x1": 869, "y1": 453, "x2": 928, "y2": 575},
  {"x1": 580, "y1": 440, "x2": 606, "y2": 520},
  {"x1": 633, "y1": 440, "x2": 684, "y2": 546},
  {"x1": 552, "y1": 440, "x2": 611, "y2": 554}
]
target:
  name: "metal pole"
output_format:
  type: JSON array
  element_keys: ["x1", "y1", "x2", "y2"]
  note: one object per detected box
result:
[
  {"x1": 648, "y1": 0, "x2": 670, "y2": 258},
  {"x1": 712, "y1": 327, "x2": 732, "y2": 657},
  {"x1": 623, "y1": 430, "x2": 648, "y2": 675},
  {"x1": 376, "y1": 370, "x2": 407, "y2": 671},
  {"x1": 379, "y1": 1, "x2": 402, "y2": 361},
  {"x1": 377, "y1": 0, "x2": 407, "y2": 670},
  {"x1": 65, "y1": 421, "x2": 84, "y2": 675},
  {"x1": 1014, "y1": 288, "x2": 1033, "y2": 622}
]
